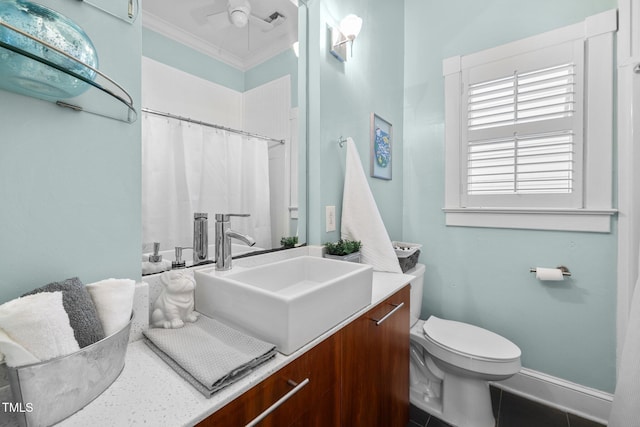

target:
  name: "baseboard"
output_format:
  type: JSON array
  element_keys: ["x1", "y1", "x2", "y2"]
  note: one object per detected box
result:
[{"x1": 490, "y1": 368, "x2": 613, "y2": 425}]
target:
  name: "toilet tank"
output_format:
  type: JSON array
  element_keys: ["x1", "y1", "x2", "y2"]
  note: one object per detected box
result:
[{"x1": 406, "y1": 264, "x2": 425, "y2": 327}]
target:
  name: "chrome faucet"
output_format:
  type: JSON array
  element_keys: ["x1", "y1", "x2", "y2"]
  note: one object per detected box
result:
[
  {"x1": 193, "y1": 213, "x2": 208, "y2": 266},
  {"x1": 215, "y1": 213, "x2": 256, "y2": 271}
]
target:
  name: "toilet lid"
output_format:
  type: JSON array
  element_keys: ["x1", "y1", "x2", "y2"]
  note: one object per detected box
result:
[{"x1": 423, "y1": 316, "x2": 521, "y2": 361}]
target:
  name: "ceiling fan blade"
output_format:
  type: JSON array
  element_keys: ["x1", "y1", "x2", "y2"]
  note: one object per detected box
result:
[
  {"x1": 248, "y1": 14, "x2": 274, "y2": 32},
  {"x1": 207, "y1": 12, "x2": 232, "y2": 30},
  {"x1": 191, "y1": 4, "x2": 223, "y2": 26}
]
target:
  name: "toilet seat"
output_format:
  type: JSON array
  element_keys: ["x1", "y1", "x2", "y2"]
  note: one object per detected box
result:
[
  {"x1": 419, "y1": 316, "x2": 521, "y2": 378},
  {"x1": 423, "y1": 316, "x2": 521, "y2": 361}
]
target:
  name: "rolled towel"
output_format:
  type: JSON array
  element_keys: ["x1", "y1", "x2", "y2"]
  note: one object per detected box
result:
[
  {"x1": 0, "y1": 292, "x2": 80, "y2": 362},
  {"x1": 0, "y1": 328, "x2": 40, "y2": 367},
  {"x1": 22, "y1": 277, "x2": 105, "y2": 348},
  {"x1": 86, "y1": 279, "x2": 135, "y2": 336}
]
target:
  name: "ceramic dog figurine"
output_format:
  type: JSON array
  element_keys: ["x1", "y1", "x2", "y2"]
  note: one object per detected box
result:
[{"x1": 151, "y1": 271, "x2": 200, "y2": 329}]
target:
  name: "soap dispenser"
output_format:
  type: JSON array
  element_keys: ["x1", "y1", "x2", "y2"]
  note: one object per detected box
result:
[
  {"x1": 149, "y1": 242, "x2": 162, "y2": 263},
  {"x1": 172, "y1": 246, "x2": 186, "y2": 269}
]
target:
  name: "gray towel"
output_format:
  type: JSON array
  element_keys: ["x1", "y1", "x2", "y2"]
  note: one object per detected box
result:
[
  {"x1": 22, "y1": 277, "x2": 105, "y2": 348},
  {"x1": 143, "y1": 315, "x2": 276, "y2": 397}
]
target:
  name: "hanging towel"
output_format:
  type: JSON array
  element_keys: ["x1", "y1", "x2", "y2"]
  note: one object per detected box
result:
[
  {"x1": 609, "y1": 261, "x2": 640, "y2": 426},
  {"x1": 143, "y1": 315, "x2": 276, "y2": 397},
  {"x1": 0, "y1": 292, "x2": 79, "y2": 362},
  {"x1": 341, "y1": 137, "x2": 402, "y2": 273},
  {"x1": 86, "y1": 278, "x2": 135, "y2": 336}
]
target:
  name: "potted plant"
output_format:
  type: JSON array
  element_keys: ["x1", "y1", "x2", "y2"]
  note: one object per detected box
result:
[
  {"x1": 324, "y1": 239, "x2": 362, "y2": 263},
  {"x1": 280, "y1": 236, "x2": 298, "y2": 249}
]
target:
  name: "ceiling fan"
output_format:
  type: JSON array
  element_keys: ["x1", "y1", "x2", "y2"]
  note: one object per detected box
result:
[{"x1": 204, "y1": 0, "x2": 283, "y2": 32}]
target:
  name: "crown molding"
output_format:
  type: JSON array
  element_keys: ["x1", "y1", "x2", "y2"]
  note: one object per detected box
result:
[
  {"x1": 143, "y1": 11, "x2": 245, "y2": 70},
  {"x1": 143, "y1": 11, "x2": 294, "y2": 72}
]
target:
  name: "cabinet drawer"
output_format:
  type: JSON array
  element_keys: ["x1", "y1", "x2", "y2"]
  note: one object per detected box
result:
[
  {"x1": 199, "y1": 354, "x2": 310, "y2": 427},
  {"x1": 199, "y1": 332, "x2": 341, "y2": 427}
]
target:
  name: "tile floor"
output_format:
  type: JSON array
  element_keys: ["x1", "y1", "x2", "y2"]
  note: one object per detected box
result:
[{"x1": 408, "y1": 386, "x2": 606, "y2": 427}]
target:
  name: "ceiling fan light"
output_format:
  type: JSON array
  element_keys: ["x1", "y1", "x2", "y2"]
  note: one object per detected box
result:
[{"x1": 230, "y1": 9, "x2": 249, "y2": 27}]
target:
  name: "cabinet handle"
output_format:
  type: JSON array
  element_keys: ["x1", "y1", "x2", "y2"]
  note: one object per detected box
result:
[
  {"x1": 372, "y1": 302, "x2": 405, "y2": 326},
  {"x1": 245, "y1": 377, "x2": 310, "y2": 427}
]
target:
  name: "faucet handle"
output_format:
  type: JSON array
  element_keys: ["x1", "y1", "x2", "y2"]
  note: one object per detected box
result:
[{"x1": 215, "y1": 213, "x2": 251, "y2": 221}]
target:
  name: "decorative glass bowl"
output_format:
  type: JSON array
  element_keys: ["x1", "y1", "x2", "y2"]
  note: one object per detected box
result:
[{"x1": 0, "y1": 0, "x2": 99, "y2": 100}]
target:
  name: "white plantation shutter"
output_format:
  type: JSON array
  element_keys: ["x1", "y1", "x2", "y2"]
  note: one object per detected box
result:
[
  {"x1": 442, "y1": 10, "x2": 616, "y2": 232},
  {"x1": 467, "y1": 131, "x2": 574, "y2": 195},
  {"x1": 461, "y1": 40, "x2": 584, "y2": 208}
]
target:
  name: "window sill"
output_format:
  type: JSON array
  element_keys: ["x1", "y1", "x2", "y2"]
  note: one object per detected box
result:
[{"x1": 443, "y1": 208, "x2": 617, "y2": 233}]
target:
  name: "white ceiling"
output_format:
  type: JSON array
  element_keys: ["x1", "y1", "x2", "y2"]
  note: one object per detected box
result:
[{"x1": 142, "y1": 0, "x2": 299, "y2": 71}]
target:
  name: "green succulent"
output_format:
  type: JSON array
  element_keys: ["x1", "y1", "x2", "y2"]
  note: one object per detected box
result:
[
  {"x1": 324, "y1": 239, "x2": 362, "y2": 256},
  {"x1": 280, "y1": 236, "x2": 298, "y2": 249}
]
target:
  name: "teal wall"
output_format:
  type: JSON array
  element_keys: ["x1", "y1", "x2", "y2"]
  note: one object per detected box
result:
[
  {"x1": 143, "y1": 28, "x2": 298, "y2": 106},
  {"x1": 142, "y1": 28, "x2": 244, "y2": 92},
  {"x1": 306, "y1": 0, "x2": 405, "y2": 246},
  {"x1": 0, "y1": 0, "x2": 621, "y2": 395},
  {"x1": 403, "y1": 0, "x2": 618, "y2": 392},
  {"x1": 0, "y1": 1, "x2": 142, "y2": 302}
]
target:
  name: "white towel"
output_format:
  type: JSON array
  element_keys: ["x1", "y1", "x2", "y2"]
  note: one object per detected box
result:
[
  {"x1": 0, "y1": 292, "x2": 79, "y2": 362},
  {"x1": 86, "y1": 278, "x2": 135, "y2": 336},
  {"x1": 609, "y1": 266, "x2": 640, "y2": 426},
  {"x1": 341, "y1": 138, "x2": 402, "y2": 273},
  {"x1": 142, "y1": 259, "x2": 172, "y2": 275},
  {"x1": 0, "y1": 328, "x2": 40, "y2": 367}
]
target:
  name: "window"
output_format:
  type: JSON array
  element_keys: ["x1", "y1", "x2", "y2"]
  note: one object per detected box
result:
[{"x1": 443, "y1": 10, "x2": 617, "y2": 232}]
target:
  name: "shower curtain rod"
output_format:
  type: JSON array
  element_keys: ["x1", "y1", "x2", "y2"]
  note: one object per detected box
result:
[{"x1": 141, "y1": 108, "x2": 285, "y2": 145}]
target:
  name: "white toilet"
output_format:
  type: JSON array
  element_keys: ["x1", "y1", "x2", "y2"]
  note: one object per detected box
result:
[{"x1": 407, "y1": 264, "x2": 521, "y2": 427}]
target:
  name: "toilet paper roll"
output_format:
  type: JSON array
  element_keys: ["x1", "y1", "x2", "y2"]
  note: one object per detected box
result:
[{"x1": 535, "y1": 267, "x2": 564, "y2": 281}]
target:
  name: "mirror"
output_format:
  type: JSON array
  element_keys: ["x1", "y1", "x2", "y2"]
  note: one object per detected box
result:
[{"x1": 140, "y1": 0, "x2": 306, "y2": 271}]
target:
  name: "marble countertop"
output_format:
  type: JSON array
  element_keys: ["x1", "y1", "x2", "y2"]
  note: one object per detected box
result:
[{"x1": 0, "y1": 268, "x2": 414, "y2": 427}]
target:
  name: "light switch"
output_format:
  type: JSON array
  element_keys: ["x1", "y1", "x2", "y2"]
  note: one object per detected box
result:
[{"x1": 326, "y1": 205, "x2": 336, "y2": 232}]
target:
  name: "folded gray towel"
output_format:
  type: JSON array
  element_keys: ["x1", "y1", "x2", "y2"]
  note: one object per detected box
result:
[
  {"x1": 22, "y1": 277, "x2": 105, "y2": 348},
  {"x1": 143, "y1": 315, "x2": 276, "y2": 397}
]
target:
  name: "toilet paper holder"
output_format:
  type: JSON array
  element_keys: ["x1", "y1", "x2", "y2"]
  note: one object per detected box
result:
[{"x1": 529, "y1": 266, "x2": 571, "y2": 277}]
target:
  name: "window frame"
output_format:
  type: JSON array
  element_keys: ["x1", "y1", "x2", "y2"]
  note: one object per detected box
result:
[{"x1": 443, "y1": 10, "x2": 617, "y2": 233}]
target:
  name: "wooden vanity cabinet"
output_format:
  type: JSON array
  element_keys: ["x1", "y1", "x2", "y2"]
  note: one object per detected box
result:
[
  {"x1": 198, "y1": 332, "x2": 340, "y2": 427},
  {"x1": 198, "y1": 285, "x2": 409, "y2": 427},
  {"x1": 341, "y1": 285, "x2": 410, "y2": 427}
]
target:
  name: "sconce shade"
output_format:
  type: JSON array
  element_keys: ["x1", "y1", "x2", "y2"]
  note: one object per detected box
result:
[
  {"x1": 340, "y1": 14, "x2": 363, "y2": 40},
  {"x1": 329, "y1": 13, "x2": 363, "y2": 63},
  {"x1": 292, "y1": 41, "x2": 300, "y2": 57}
]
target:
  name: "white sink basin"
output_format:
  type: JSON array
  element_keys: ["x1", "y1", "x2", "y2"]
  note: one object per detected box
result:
[{"x1": 194, "y1": 256, "x2": 373, "y2": 354}]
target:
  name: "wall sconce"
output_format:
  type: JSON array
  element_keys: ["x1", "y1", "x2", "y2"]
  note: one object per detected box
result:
[
  {"x1": 330, "y1": 14, "x2": 363, "y2": 62},
  {"x1": 292, "y1": 41, "x2": 300, "y2": 58}
]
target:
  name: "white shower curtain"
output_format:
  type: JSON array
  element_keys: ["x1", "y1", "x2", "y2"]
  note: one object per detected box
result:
[
  {"x1": 142, "y1": 114, "x2": 272, "y2": 252},
  {"x1": 609, "y1": 249, "x2": 640, "y2": 426}
]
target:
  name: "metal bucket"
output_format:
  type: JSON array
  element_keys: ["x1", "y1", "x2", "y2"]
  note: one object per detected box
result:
[{"x1": 7, "y1": 314, "x2": 133, "y2": 427}]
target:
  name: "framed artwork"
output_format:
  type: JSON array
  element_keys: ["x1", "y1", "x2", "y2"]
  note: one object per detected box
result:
[{"x1": 370, "y1": 113, "x2": 392, "y2": 180}]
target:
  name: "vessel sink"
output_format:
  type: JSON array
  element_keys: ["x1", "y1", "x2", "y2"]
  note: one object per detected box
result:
[{"x1": 194, "y1": 256, "x2": 373, "y2": 354}]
